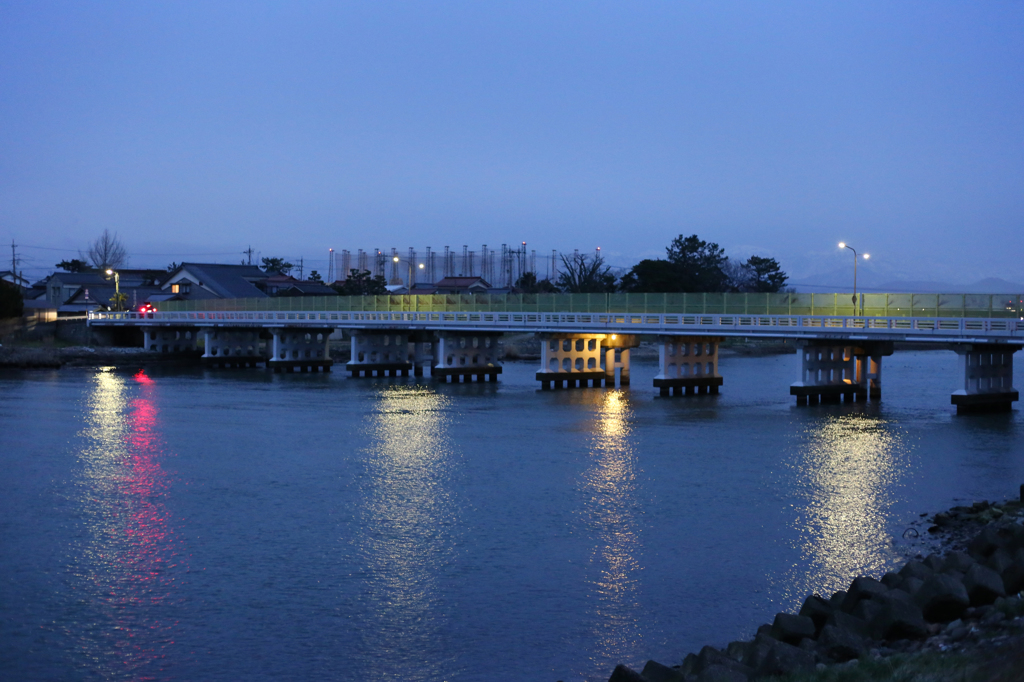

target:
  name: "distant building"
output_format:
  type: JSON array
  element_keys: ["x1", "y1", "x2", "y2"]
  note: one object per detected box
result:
[
  {"x1": 432, "y1": 276, "x2": 492, "y2": 294},
  {"x1": 262, "y1": 273, "x2": 337, "y2": 297}
]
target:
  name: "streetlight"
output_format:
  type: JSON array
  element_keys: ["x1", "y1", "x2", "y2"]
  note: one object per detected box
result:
[
  {"x1": 105, "y1": 268, "x2": 121, "y2": 312},
  {"x1": 838, "y1": 243, "x2": 870, "y2": 312},
  {"x1": 392, "y1": 256, "x2": 425, "y2": 289}
]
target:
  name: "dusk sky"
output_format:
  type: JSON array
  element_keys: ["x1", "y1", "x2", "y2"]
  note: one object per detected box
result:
[{"x1": 2, "y1": 1, "x2": 1022, "y2": 287}]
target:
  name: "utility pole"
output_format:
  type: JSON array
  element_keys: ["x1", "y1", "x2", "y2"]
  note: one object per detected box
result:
[
  {"x1": 298, "y1": 257, "x2": 304, "y2": 280},
  {"x1": 243, "y1": 245, "x2": 255, "y2": 265}
]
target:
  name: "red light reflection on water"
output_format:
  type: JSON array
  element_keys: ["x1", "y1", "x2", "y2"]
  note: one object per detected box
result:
[{"x1": 80, "y1": 370, "x2": 182, "y2": 679}]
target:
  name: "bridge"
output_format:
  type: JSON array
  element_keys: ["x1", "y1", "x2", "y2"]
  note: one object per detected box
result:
[{"x1": 87, "y1": 292, "x2": 1023, "y2": 413}]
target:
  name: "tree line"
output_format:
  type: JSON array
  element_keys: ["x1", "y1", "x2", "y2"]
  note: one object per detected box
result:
[{"x1": 520, "y1": 234, "x2": 788, "y2": 294}]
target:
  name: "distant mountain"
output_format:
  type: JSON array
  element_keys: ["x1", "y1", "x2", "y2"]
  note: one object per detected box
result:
[{"x1": 789, "y1": 272, "x2": 1024, "y2": 294}]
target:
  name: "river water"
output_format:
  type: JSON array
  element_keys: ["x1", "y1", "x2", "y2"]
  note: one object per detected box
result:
[{"x1": 0, "y1": 351, "x2": 1021, "y2": 681}]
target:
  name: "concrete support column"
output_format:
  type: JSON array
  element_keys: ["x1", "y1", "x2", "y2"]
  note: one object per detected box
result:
[
  {"x1": 408, "y1": 331, "x2": 434, "y2": 377},
  {"x1": 653, "y1": 336, "x2": 723, "y2": 396},
  {"x1": 855, "y1": 354, "x2": 884, "y2": 400},
  {"x1": 951, "y1": 344, "x2": 1020, "y2": 413},
  {"x1": 536, "y1": 334, "x2": 606, "y2": 389},
  {"x1": 790, "y1": 342, "x2": 858, "y2": 404},
  {"x1": 346, "y1": 331, "x2": 411, "y2": 377},
  {"x1": 433, "y1": 332, "x2": 502, "y2": 383},
  {"x1": 268, "y1": 328, "x2": 333, "y2": 373},
  {"x1": 604, "y1": 348, "x2": 632, "y2": 386},
  {"x1": 202, "y1": 328, "x2": 265, "y2": 368},
  {"x1": 143, "y1": 327, "x2": 200, "y2": 354}
]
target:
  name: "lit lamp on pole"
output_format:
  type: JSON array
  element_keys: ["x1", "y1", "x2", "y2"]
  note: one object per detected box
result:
[
  {"x1": 105, "y1": 268, "x2": 121, "y2": 312},
  {"x1": 838, "y1": 243, "x2": 870, "y2": 311},
  {"x1": 392, "y1": 256, "x2": 425, "y2": 289}
]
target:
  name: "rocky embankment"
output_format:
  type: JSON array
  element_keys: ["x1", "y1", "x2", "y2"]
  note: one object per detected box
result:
[{"x1": 607, "y1": 488, "x2": 1024, "y2": 682}]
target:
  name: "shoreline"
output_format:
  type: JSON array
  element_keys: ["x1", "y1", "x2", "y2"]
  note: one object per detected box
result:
[{"x1": 607, "y1": 489, "x2": 1024, "y2": 682}]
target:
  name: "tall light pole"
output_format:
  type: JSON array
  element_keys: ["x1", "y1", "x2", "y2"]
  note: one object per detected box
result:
[
  {"x1": 838, "y1": 243, "x2": 870, "y2": 313},
  {"x1": 105, "y1": 268, "x2": 121, "y2": 311},
  {"x1": 392, "y1": 256, "x2": 425, "y2": 289}
]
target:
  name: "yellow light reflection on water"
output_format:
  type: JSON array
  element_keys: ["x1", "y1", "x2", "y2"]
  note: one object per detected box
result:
[
  {"x1": 579, "y1": 389, "x2": 643, "y2": 668},
  {"x1": 357, "y1": 383, "x2": 458, "y2": 679},
  {"x1": 71, "y1": 370, "x2": 179, "y2": 678},
  {"x1": 776, "y1": 412, "x2": 906, "y2": 606}
]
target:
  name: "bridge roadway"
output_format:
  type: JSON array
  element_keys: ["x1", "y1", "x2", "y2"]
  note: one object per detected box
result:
[{"x1": 88, "y1": 308, "x2": 1022, "y2": 413}]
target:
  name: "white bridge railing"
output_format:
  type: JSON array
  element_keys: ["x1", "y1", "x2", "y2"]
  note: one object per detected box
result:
[{"x1": 88, "y1": 310, "x2": 1023, "y2": 341}]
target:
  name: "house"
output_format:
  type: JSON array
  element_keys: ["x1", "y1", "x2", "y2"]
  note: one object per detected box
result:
[
  {"x1": 432, "y1": 276, "x2": 492, "y2": 294},
  {"x1": 160, "y1": 263, "x2": 269, "y2": 300},
  {"x1": 0, "y1": 270, "x2": 30, "y2": 292}
]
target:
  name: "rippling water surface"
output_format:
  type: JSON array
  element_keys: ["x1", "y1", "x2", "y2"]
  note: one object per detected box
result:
[{"x1": 1, "y1": 352, "x2": 1021, "y2": 681}]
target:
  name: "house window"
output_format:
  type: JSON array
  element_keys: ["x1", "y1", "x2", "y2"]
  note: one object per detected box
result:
[{"x1": 171, "y1": 284, "x2": 179, "y2": 293}]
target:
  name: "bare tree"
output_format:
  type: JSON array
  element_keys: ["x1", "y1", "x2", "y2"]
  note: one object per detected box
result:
[
  {"x1": 556, "y1": 252, "x2": 617, "y2": 293},
  {"x1": 83, "y1": 230, "x2": 128, "y2": 271}
]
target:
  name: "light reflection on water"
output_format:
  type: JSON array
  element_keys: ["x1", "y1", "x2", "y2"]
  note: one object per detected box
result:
[
  {"x1": 578, "y1": 389, "x2": 644, "y2": 672},
  {"x1": 356, "y1": 383, "x2": 459, "y2": 680},
  {"x1": 776, "y1": 411, "x2": 908, "y2": 606},
  {"x1": 70, "y1": 369, "x2": 181, "y2": 680}
]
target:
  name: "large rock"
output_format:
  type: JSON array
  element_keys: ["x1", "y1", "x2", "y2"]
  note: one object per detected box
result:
[
  {"x1": 608, "y1": 664, "x2": 647, "y2": 682},
  {"x1": 923, "y1": 554, "x2": 945, "y2": 571},
  {"x1": 742, "y1": 633, "x2": 776, "y2": 670},
  {"x1": 756, "y1": 640, "x2": 816, "y2": 678},
  {"x1": 828, "y1": 591, "x2": 847, "y2": 610},
  {"x1": 898, "y1": 561, "x2": 933, "y2": 582},
  {"x1": 641, "y1": 660, "x2": 685, "y2": 682},
  {"x1": 871, "y1": 593, "x2": 929, "y2": 640},
  {"x1": 899, "y1": 577, "x2": 924, "y2": 598},
  {"x1": 963, "y1": 563, "x2": 1006, "y2": 606},
  {"x1": 798, "y1": 595, "x2": 833, "y2": 633},
  {"x1": 817, "y1": 624, "x2": 867, "y2": 662},
  {"x1": 852, "y1": 599, "x2": 883, "y2": 624},
  {"x1": 695, "y1": 646, "x2": 735, "y2": 674},
  {"x1": 915, "y1": 574, "x2": 970, "y2": 622},
  {"x1": 770, "y1": 613, "x2": 816, "y2": 646},
  {"x1": 1002, "y1": 549, "x2": 1024, "y2": 594},
  {"x1": 968, "y1": 526, "x2": 1004, "y2": 560},
  {"x1": 725, "y1": 641, "x2": 750, "y2": 663},
  {"x1": 695, "y1": 664, "x2": 748, "y2": 682},
  {"x1": 986, "y1": 548, "x2": 1015, "y2": 575},
  {"x1": 825, "y1": 610, "x2": 872, "y2": 639},
  {"x1": 943, "y1": 552, "x2": 976, "y2": 574},
  {"x1": 842, "y1": 577, "x2": 889, "y2": 613},
  {"x1": 880, "y1": 572, "x2": 902, "y2": 589}
]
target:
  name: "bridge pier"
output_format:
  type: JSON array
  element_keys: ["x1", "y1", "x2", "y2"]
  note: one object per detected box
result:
[
  {"x1": 536, "y1": 334, "x2": 608, "y2": 389},
  {"x1": 408, "y1": 332, "x2": 434, "y2": 377},
  {"x1": 269, "y1": 328, "x2": 333, "y2": 373},
  {"x1": 144, "y1": 327, "x2": 199, "y2": 354},
  {"x1": 432, "y1": 332, "x2": 503, "y2": 383},
  {"x1": 346, "y1": 331, "x2": 411, "y2": 377},
  {"x1": 790, "y1": 341, "x2": 892, "y2": 404},
  {"x1": 653, "y1": 336, "x2": 723, "y2": 397},
  {"x1": 201, "y1": 329, "x2": 264, "y2": 368},
  {"x1": 951, "y1": 344, "x2": 1019, "y2": 413}
]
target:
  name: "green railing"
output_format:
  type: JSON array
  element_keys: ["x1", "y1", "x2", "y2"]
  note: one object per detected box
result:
[{"x1": 155, "y1": 292, "x2": 1024, "y2": 318}]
